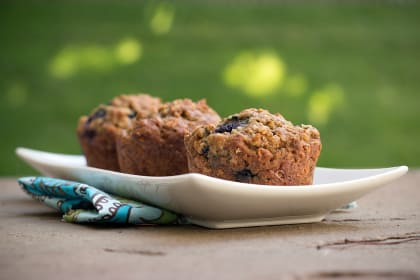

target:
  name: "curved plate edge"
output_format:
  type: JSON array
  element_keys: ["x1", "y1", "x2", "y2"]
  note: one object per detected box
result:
[{"x1": 188, "y1": 214, "x2": 326, "y2": 229}]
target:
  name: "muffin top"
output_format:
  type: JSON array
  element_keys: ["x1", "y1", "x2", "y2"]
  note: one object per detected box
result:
[
  {"x1": 130, "y1": 99, "x2": 221, "y2": 135},
  {"x1": 80, "y1": 94, "x2": 162, "y2": 133},
  {"x1": 82, "y1": 105, "x2": 136, "y2": 131},
  {"x1": 109, "y1": 94, "x2": 162, "y2": 119},
  {"x1": 187, "y1": 108, "x2": 320, "y2": 156},
  {"x1": 158, "y1": 99, "x2": 221, "y2": 124}
]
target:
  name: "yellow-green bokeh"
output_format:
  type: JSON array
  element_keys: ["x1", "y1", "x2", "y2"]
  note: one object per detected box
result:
[
  {"x1": 49, "y1": 38, "x2": 142, "y2": 79},
  {"x1": 149, "y1": 2, "x2": 175, "y2": 35},
  {"x1": 115, "y1": 38, "x2": 142, "y2": 65},
  {"x1": 223, "y1": 51, "x2": 286, "y2": 97},
  {"x1": 308, "y1": 84, "x2": 345, "y2": 125}
]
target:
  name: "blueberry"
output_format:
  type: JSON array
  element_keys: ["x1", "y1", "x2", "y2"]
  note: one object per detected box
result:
[
  {"x1": 93, "y1": 108, "x2": 106, "y2": 118},
  {"x1": 201, "y1": 145, "x2": 209, "y2": 156},
  {"x1": 235, "y1": 169, "x2": 256, "y2": 182},
  {"x1": 215, "y1": 116, "x2": 248, "y2": 133},
  {"x1": 128, "y1": 111, "x2": 137, "y2": 119},
  {"x1": 87, "y1": 108, "x2": 107, "y2": 123},
  {"x1": 82, "y1": 129, "x2": 96, "y2": 139}
]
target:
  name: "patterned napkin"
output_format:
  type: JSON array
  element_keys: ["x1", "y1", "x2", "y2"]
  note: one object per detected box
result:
[{"x1": 18, "y1": 177, "x2": 181, "y2": 225}]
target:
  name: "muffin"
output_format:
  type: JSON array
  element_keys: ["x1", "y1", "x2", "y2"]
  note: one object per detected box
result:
[
  {"x1": 77, "y1": 94, "x2": 162, "y2": 171},
  {"x1": 184, "y1": 108, "x2": 322, "y2": 185},
  {"x1": 117, "y1": 99, "x2": 221, "y2": 176}
]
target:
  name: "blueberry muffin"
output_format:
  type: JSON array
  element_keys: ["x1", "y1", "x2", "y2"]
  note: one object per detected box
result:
[
  {"x1": 117, "y1": 99, "x2": 221, "y2": 176},
  {"x1": 184, "y1": 108, "x2": 322, "y2": 185},
  {"x1": 77, "y1": 94, "x2": 162, "y2": 171}
]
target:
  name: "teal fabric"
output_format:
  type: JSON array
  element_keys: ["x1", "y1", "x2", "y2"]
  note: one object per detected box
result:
[{"x1": 18, "y1": 177, "x2": 180, "y2": 225}]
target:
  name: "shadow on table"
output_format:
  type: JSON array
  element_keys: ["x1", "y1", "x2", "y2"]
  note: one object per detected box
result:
[
  {"x1": 6, "y1": 195, "x2": 362, "y2": 243},
  {"x1": 75, "y1": 219, "x2": 361, "y2": 245}
]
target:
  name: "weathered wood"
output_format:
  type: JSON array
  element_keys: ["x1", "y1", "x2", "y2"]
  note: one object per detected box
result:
[{"x1": 1, "y1": 171, "x2": 419, "y2": 280}]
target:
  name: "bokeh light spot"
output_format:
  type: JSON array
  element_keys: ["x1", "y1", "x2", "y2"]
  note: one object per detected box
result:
[
  {"x1": 115, "y1": 38, "x2": 142, "y2": 65},
  {"x1": 308, "y1": 83, "x2": 344, "y2": 125},
  {"x1": 49, "y1": 46, "x2": 113, "y2": 78},
  {"x1": 223, "y1": 51, "x2": 286, "y2": 96},
  {"x1": 284, "y1": 74, "x2": 307, "y2": 97},
  {"x1": 6, "y1": 82, "x2": 27, "y2": 107},
  {"x1": 79, "y1": 46, "x2": 114, "y2": 72},
  {"x1": 49, "y1": 38, "x2": 142, "y2": 79},
  {"x1": 49, "y1": 48, "x2": 78, "y2": 79},
  {"x1": 224, "y1": 51, "x2": 253, "y2": 89},
  {"x1": 149, "y1": 2, "x2": 175, "y2": 35}
]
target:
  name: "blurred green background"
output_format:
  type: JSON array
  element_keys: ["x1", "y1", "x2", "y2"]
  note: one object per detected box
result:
[{"x1": 1, "y1": 1, "x2": 419, "y2": 175}]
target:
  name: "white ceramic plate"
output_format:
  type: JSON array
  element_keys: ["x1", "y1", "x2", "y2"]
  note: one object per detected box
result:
[{"x1": 16, "y1": 147, "x2": 408, "y2": 229}]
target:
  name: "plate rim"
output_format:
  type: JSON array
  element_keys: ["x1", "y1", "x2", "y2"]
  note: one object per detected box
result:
[{"x1": 16, "y1": 146, "x2": 409, "y2": 190}]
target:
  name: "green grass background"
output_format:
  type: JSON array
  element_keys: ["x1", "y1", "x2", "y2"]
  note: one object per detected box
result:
[{"x1": 1, "y1": 1, "x2": 419, "y2": 175}]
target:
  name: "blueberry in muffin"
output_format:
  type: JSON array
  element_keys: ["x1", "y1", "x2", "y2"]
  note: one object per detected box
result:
[
  {"x1": 77, "y1": 94, "x2": 162, "y2": 171},
  {"x1": 184, "y1": 108, "x2": 322, "y2": 185}
]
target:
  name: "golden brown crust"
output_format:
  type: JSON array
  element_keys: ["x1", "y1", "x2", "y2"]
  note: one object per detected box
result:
[
  {"x1": 117, "y1": 99, "x2": 221, "y2": 176},
  {"x1": 109, "y1": 94, "x2": 161, "y2": 119},
  {"x1": 76, "y1": 94, "x2": 162, "y2": 171},
  {"x1": 184, "y1": 108, "x2": 322, "y2": 185}
]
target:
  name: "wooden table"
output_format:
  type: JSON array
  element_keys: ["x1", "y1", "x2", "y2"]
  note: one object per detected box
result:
[{"x1": 0, "y1": 172, "x2": 419, "y2": 280}]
